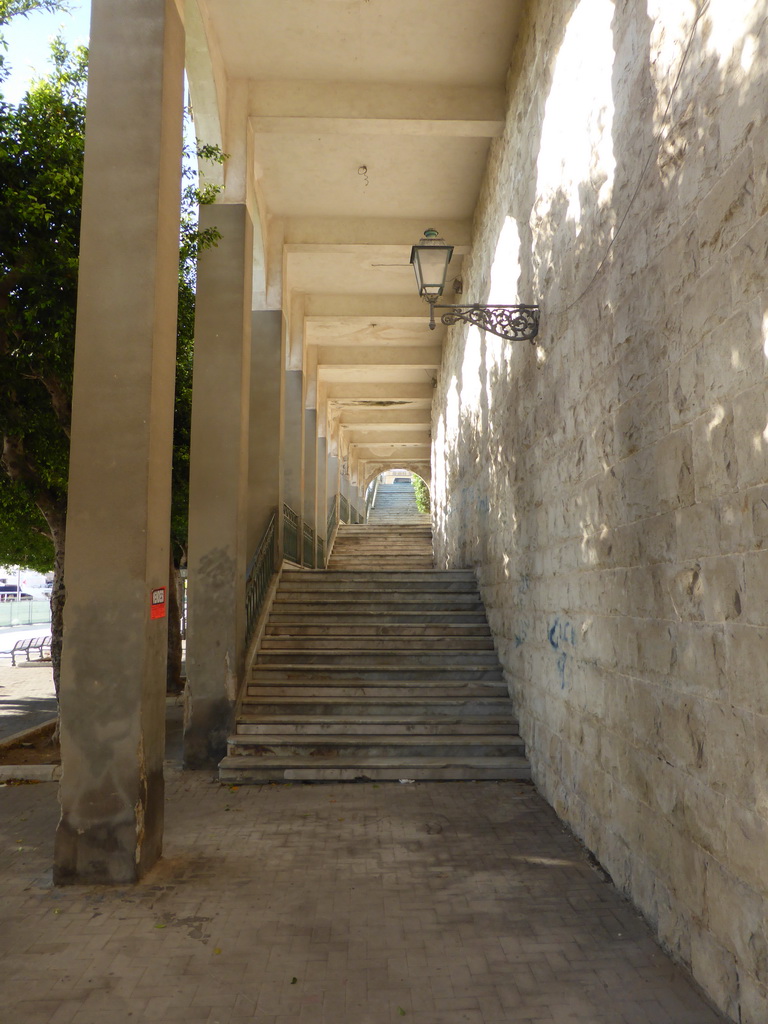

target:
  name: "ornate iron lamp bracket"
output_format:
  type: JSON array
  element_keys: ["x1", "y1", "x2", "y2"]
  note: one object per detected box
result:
[{"x1": 427, "y1": 300, "x2": 540, "y2": 344}]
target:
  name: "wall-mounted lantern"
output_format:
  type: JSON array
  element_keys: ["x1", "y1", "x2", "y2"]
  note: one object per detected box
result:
[{"x1": 410, "y1": 229, "x2": 540, "y2": 343}]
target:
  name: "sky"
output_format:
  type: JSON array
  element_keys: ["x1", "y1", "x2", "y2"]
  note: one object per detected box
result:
[{"x1": 1, "y1": 1, "x2": 91, "y2": 103}]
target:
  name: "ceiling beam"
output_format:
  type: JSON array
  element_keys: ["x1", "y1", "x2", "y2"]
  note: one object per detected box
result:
[
  {"x1": 248, "y1": 80, "x2": 506, "y2": 123},
  {"x1": 317, "y1": 346, "x2": 442, "y2": 368},
  {"x1": 281, "y1": 217, "x2": 472, "y2": 247},
  {"x1": 251, "y1": 116, "x2": 503, "y2": 138}
]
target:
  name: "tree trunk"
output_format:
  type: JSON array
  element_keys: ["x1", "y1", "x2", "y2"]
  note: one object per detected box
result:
[
  {"x1": 166, "y1": 549, "x2": 183, "y2": 693},
  {"x1": 45, "y1": 506, "x2": 67, "y2": 703}
]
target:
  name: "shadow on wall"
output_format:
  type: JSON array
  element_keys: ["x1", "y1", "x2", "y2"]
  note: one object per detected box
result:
[{"x1": 433, "y1": 0, "x2": 768, "y2": 1020}]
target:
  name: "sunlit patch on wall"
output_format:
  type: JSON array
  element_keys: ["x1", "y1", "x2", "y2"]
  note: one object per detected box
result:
[{"x1": 535, "y1": 0, "x2": 616, "y2": 229}]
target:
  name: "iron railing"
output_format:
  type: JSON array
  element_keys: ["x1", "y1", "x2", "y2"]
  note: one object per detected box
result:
[
  {"x1": 365, "y1": 477, "x2": 378, "y2": 520},
  {"x1": 283, "y1": 503, "x2": 300, "y2": 564},
  {"x1": 245, "y1": 512, "x2": 277, "y2": 645},
  {"x1": 317, "y1": 536, "x2": 325, "y2": 569},
  {"x1": 327, "y1": 495, "x2": 338, "y2": 544},
  {"x1": 339, "y1": 493, "x2": 350, "y2": 524},
  {"x1": 302, "y1": 521, "x2": 315, "y2": 568}
]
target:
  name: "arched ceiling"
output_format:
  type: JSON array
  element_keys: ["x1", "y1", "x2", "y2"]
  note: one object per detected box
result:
[{"x1": 187, "y1": 0, "x2": 527, "y2": 482}]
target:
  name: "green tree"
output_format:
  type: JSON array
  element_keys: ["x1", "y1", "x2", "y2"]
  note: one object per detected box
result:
[
  {"x1": 0, "y1": 24, "x2": 223, "y2": 694},
  {"x1": 0, "y1": 39, "x2": 85, "y2": 687},
  {"x1": 412, "y1": 474, "x2": 431, "y2": 514}
]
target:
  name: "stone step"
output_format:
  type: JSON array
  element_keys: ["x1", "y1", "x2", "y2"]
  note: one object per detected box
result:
[
  {"x1": 247, "y1": 681, "x2": 507, "y2": 697},
  {"x1": 240, "y1": 696, "x2": 514, "y2": 716},
  {"x1": 227, "y1": 734, "x2": 526, "y2": 758},
  {"x1": 278, "y1": 580, "x2": 473, "y2": 593},
  {"x1": 218, "y1": 755, "x2": 532, "y2": 782},
  {"x1": 331, "y1": 536, "x2": 431, "y2": 543},
  {"x1": 274, "y1": 589, "x2": 481, "y2": 602},
  {"x1": 269, "y1": 607, "x2": 487, "y2": 620},
  {"x1": 249, "y1": 684, "x2": 507, "y2": 700},
  {"x1": 328, "y1": 546, "x2": 432, "y2": 554},
  {"x1": 265, "y1": 623, "x2": 491, "y2": 636},
  {"x1": 336, "y1": 526, "x2": 431, "y2": 534},
  {"x1": 328, "y1": 561, "x2": 434, "y2": 570},
  {"x1": 256, "y1": 651, "x2": 500, "y2": 667},
  {"x1": 259, "y1": 636, "x2": 496, "y2": 651},
  {"x1": 236, "y1": 715, "x2": 519, "y2": 735},
  {"x1": 283, "y1": 569, "x2": 471, "y2": 581},
  {"x1": 251, "y1": 666, "x2": 504, "y2": 681},
  {"x1": 328, "y1": 555, "x2": 433, "y2": 563}
]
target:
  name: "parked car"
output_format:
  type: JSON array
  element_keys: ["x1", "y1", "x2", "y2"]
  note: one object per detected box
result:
[{"x1": 0, "y1": 585, "x2": 35, "y2": 602}]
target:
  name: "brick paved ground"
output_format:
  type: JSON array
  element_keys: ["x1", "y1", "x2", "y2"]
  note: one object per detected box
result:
[
  {"x1": 0, "y1": 773, "x2": 725, "y2": 1024},
  {"x1": 0, "y1": 662, "x2": 56, "y2": 741}
]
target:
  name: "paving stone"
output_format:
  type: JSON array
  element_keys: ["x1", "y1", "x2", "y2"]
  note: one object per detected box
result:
[{"x1": 0, "y1": 774, "x2": 727, "y2": 1023}]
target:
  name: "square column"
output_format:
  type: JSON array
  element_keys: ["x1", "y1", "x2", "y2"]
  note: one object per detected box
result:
[
  {"x1": 316, "y1": 436, "x2": 328, "y2": 566},
  {"x1": 282, "y1": 369, "x2": 304, "y2": 519},
  {"x1": 184, "y1": 204, "x2": 253, "y2": 768},
  {"x1": 303, "y1": 409, "x2": 318, "y2": 566},
  {"x1": 326, "y1": 453, "x2": 340, "y2": 541},
  {"x1": 247, "y1": 311, "x2": 283, "y2": 556},
  {"x1": 54, "y1": 0, "x2": 184, "y2": 884}
]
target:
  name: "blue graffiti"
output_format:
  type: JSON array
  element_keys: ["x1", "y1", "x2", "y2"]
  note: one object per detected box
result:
[
  {"x1": 548, "y1": 617, "x2": 576, "y2": 689},
  {"x1": 548, "y1": 618, "x2": 576, "y2": 651},
  {"x1": 556, "y1": 652, "x2": 568, "y2": 689}
]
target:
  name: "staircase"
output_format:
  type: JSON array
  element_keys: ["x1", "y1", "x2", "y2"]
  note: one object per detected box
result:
[
  {"x1": 219, "y1": 523, "x2": 531, "y2": 783},
  {"x1": 367, "y1": 480, "x2": 429, "y2": 526},
  {"x1": 328, "y1": 523, "x2": 433, "y2": 570}
]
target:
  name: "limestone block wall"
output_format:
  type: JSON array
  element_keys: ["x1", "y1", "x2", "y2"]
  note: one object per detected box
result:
[{"x1": 432, "y1": 1, "x2": 768, "y2": 1019}]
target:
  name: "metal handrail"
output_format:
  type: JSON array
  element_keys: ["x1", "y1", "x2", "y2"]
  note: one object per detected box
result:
[
  {"x1": 245, "y1": 512, "x2": 277, "y2": 646},
  {"x1": 339, "y1": 493, "x2": 350, "y2": 524},
  {"x1": 326, "y1": 495, "x2": 338, "y2": 544},
  {"x1": 365, "y1": 476, "x2": 378, "y2": 520},
  {"x1": 283, "y1": 503, "x2": 300, "y2": 564},
  {"x1": 302, "y1": 521, "x2": 315, "y2": 568},
  {"x1": 317, "y1": 535, "x2": 325, "y2": 569}
]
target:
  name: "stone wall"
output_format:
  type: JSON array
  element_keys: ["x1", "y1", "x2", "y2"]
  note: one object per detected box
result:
[{"x1": 432, "y1": 1, "x2": 768, "y2": 1019}]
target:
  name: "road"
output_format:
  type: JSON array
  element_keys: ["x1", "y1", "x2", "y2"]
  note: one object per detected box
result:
[{"x1": 0, "y1": 623, "x2": 56, "y2": 741}]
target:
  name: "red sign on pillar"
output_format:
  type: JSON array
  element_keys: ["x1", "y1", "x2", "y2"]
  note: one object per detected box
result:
[{"x1": 150, "y1": 587, "x2": 167, "y2": 620}]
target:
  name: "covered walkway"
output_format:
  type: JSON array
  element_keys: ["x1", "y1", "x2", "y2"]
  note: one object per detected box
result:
[{"x1": 2, "y1": 773, "x2": 724, "y2": 1024}]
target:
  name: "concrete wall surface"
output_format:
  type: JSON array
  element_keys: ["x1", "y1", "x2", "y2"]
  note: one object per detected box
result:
[{"x1": 432, "y1": 1, "x2": 768, "y2": 1019}]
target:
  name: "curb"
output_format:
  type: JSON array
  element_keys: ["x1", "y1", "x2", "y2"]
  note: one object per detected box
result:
[
  {"x1": 0, "y1": 717, "x2": 57, "y2": 752},
  {"x1": 0, "y1": 718, "x2": 60, "y2": 782},
  {"x1": 0, "y1": 763, "x2": 61, "y2": 782}
]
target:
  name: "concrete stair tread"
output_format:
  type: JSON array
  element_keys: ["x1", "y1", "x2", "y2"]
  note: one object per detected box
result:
[
  {"x1": 268, "y1": 622, "x2": 489, "y2": 630},
  {"x1": 251, "y1": 668, "x2": 504, "y2": 677},
  {"x1": 218, "y1": 755, "x2": 532, "y2": 781},
  {"x1": 248, "y1": 686, "x2": 507, "y2": 698},
  {"x1": 228, "y1": 733, "x2": 522, "y2": 746},
  {"x1": 259, "y1": 639, "x2": 495, "y2": 650},
  {"x1": 236, "y1": 715, "x2": 518, "y2": 730},
  {"x1": 241, "y1": 696, "x2": 513, "y2": 707},
  {"x1": 235, "y1": 714, "x2": 519, "y2": 726},
  {"x1": 271, "y1": 611, "x2": 484, "y2": 619}
]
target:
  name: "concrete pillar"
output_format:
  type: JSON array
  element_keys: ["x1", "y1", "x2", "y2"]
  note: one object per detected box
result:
[
  {"x1": 303, "y1": 409, "x2": 318, "y2": 565},
  {"x1": 316, "y1": 435, "x2": 328, "y2": 565},
  {"x1": 340, "y1": 468, "x2": 351, "y2": 521},
  {"x1": 326, "y1": 453, "x2": 340, "y2": 540},
  {"x1": 247, "y1": 311, "x2": 283, "y2": 555},
  {"x1": 184, "y1": 204, "x2": 253, "y2": 768},
  {"x1": 283, "y1": 369, "x2": 304, "y2": 518},
  {"x1": 54, "y1": 0, "x2": 184, "y2": 885}
]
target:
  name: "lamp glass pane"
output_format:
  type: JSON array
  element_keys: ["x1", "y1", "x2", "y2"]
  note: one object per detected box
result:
[{"x1": 410, "y1": 244, "x2": 453, "y2": 298}]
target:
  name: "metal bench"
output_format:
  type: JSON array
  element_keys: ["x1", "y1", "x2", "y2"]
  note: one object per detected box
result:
[{"x1": 10, "y1": 635, "x2": 52, "y2": 666}]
